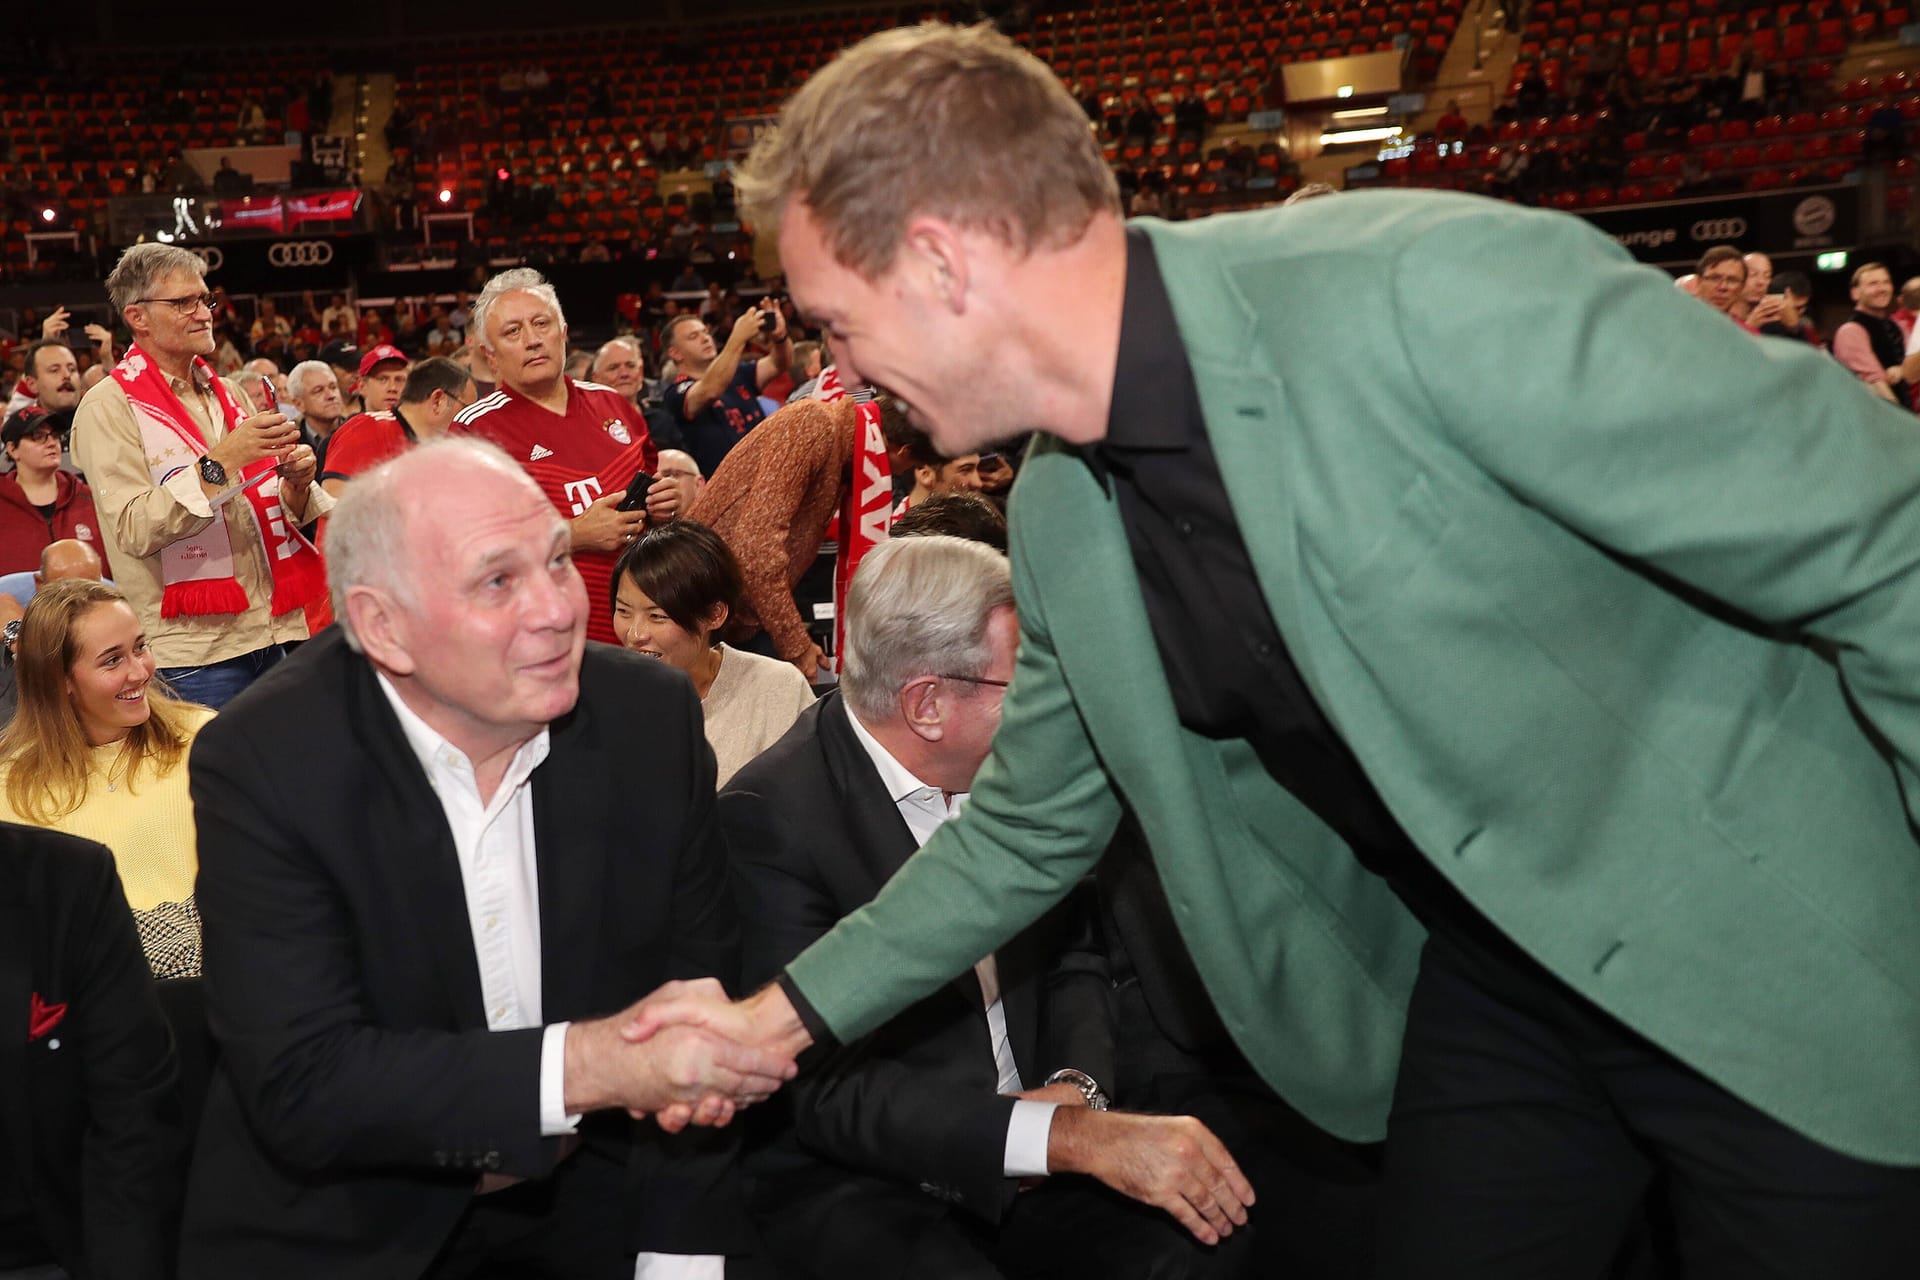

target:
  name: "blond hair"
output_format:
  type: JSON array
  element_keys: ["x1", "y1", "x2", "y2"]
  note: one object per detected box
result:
[
  {"x1": 0, "y1": 581, "x2": 197, "y2": 824},
  {"x1": 737, "y1": 22, "x2": 1119, "y2": 277}
]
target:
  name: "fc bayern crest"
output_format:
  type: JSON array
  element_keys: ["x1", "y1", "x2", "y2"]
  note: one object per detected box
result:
[{"x1": 604, "y1": 419, "x2": 632, "y2": 445}]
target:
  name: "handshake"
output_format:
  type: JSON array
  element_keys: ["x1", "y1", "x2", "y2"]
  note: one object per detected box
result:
[
  {"x1": 560, "y1": 978, "x2": 1257, "y2": 1247},
  {"x1": 561, "y1": 978, "x2": 813, "y2": 1132}
]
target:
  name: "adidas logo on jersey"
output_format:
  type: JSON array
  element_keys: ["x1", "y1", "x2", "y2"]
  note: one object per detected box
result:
[{"x1": 529, "y1": 444, "x2": 555, "y2": 462}]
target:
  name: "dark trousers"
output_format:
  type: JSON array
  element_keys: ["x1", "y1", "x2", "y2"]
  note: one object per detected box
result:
[
  {"x1": 1373, "y1": 923, "x2": 1920, "y2": 1279},
  {"x1": 901, "y1": 1176, "x2": 1253, "y2": 1280},
  {"x1": 423, "y1": 1146, "x2": 636, "y2": 1280}
]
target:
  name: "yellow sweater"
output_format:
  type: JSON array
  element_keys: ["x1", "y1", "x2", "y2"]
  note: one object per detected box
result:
[{"x1": 0, "y1": 706, "x2": 214, "y2": 910}]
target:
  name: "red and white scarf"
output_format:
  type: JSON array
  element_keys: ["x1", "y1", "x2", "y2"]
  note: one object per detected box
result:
[
  {"x1": 832, "y1": 400, "x2": 892, "y2": 670},
  {"x1": 112, "y1": 344, "x2": 327, "y2": 619}
]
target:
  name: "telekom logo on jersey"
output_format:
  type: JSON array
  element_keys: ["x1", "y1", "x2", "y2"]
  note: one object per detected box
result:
[{"x1": 563, "y1": 477, "x2": 604, "y2": 516}]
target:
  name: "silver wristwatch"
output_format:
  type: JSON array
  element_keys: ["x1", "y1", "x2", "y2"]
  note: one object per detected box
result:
[{"x1": 1043, "y1": 1068, "x2": 1110, "y2": 1111}]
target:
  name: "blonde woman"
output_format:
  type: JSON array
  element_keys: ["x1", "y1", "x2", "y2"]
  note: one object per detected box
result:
[{"x1": 0, "y1": 578, "x2": 214, "y2": 975}]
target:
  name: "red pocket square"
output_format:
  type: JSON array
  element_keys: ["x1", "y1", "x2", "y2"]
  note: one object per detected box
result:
[{"x1": 29, "y1": 992, "x2": 65, "y2": 1041}]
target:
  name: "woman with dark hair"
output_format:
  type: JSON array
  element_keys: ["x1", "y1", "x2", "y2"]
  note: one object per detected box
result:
[
  {"x1": 612, "y1": 520, "x2": 814, "y2": 785},
  {"x1": 0, "y1": 578, "x2": 214, "y2": 977}
]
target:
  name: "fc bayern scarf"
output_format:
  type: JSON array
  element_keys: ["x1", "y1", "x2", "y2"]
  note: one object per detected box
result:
[
  {"x1": 112, "y1": 345, "x2": 327, "y2": 619},
  {"x1": 832, "y1": 400, "x2": 892, "y2": 670}
]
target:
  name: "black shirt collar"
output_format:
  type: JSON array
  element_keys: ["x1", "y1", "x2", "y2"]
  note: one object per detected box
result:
[
  {"x1": 392, "y1": 404, "x2": 418, "y2": 443},
  {"x1": 1103, "y1": 229, "x2": 1199, "y2": 454}
]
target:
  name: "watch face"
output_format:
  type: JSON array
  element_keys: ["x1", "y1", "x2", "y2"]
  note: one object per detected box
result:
[{"x1": 199, "y1": 455, "x2": 226, "y2": 484}]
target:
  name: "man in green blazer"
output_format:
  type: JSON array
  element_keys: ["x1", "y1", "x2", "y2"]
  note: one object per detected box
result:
[{"x1": 628, "y1": 22, "x2": 1920, "y2": 1276}]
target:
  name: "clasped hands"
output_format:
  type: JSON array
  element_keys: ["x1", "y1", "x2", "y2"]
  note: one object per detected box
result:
[
  {"x1": 563, "y1": 978, "x2": 807, "y2": 1132},
  {"x1": 589, "y1": 980, "x2": 1255, "y2": 1245}
]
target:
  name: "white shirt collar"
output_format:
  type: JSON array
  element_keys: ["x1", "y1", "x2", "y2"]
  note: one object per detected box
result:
[
  {"x1": 845, "y1": 700, "x2": 959, "y2": 807},
  {"x1": 376, "y1": 671, "x2": 551, "y2": 796}
]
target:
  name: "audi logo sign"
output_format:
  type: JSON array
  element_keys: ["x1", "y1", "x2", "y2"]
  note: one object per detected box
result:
[
  {"x1": 267, "y1": 240, "x2": 335, "y2": 268},
  {"x1": 1689, "y1": 217, "x2": 1748, "y2": 242},
  {"x1": 188, "y1": 246, "x2": 225, "y2": 273}
]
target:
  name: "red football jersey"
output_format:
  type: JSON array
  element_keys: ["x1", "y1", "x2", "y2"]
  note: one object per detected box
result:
[{"x1": 451, "y1": 379, "x2": 657, "y2": 645}]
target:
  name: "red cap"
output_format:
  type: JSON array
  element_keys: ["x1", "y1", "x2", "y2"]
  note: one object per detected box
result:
[{"x1": 357, "y1": 344, "x2": 407, "y2": 379}]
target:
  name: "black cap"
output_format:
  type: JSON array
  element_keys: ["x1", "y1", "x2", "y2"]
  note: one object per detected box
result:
[
  {"x1": 318, "y1": 338, "x2": 361, "y2": 370},
  {"x1": 1, "y1": 405, "x2": 49, "y2": 446}
]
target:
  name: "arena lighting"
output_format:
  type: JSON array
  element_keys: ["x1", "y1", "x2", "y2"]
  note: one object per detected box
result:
[
  {"x1": 1330, "y1": 106, "x2": 1389, "y2": 121},
  {"x1": 39, "y1": 207, "x2": 56, "y2": 223},
  {"x1": 437, "y1": 188, "x2": 454, "y2": 204},
  {"x1": 1320, "y1": 125, "x2": 1402, "y2": 146},
  {"x1": 1336, "y1": 84, "x2": 1355, "y2": 98},
  {"x1": 1816, "y1": 250, "x2": 1849, "y2": 271},
  {"x1": 496, "y1": 167, "x2": 511, "y2": 181}
]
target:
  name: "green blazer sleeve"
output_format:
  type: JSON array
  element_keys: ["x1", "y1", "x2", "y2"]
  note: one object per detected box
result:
[
  {"x1": 1390, "y1": 206, "x2": 1920, "y2": 822},
  {"x1": 785, "y1": 532, "x2": 1124, "y2": 1042}
]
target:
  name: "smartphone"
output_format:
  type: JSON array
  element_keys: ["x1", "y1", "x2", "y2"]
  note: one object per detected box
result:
[
  {"x1": 759, "y1": 309, "x2": 778, "y2": 333},
  {"x1": 617, "y1": 471, "x2": 658, "y2": 512},
  {"x1": 254, "y1": 373, "x2": 281, "y2": 415}
]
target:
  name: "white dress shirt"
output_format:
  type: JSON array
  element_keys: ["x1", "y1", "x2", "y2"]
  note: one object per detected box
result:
[
  {"x1": 378, "y1": 677, "x2": 723, "y2": 1280},
  {"x1": 844, "y1": 707, "x2": 1060, "y2": 1177}
]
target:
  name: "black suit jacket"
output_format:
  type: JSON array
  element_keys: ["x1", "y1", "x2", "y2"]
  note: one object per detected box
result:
[
  {"x1": 722, "y1": 693, "x2": 1112, "y2": 1277},
  {"x1": 0, "y1": 822, "x2": 180, "y2": 1280},
  {"x1": 180, "y1": 632, "x2": 745, "y2": 1278}
]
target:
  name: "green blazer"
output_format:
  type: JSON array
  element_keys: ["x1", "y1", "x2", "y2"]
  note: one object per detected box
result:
[{"x1": 788, "y1": 190, "x2": 1920, "y2": 1165}]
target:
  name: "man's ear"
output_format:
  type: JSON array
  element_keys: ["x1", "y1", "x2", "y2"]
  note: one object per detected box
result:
[
  {"x1": 901, "y1": 217, "x2": 970, "y2": 315},
  {"x1": 897, "y1": 675, "x2": 946, "y2": 743},
  {"x1": 345, "y1": 586, "x2": 417, "y2": 677}
]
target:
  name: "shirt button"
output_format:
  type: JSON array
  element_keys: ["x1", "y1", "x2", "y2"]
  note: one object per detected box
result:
[
  {"x1": 1176, "y1": 519, "x2": 1195, "y2": 537},
  {"x1": 485, "y1": 915, "x2": 498, "y2": 931}
]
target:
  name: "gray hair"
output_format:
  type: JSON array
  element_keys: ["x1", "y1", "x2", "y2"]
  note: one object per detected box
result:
[
  {"x1": 105, "y1": 243, "x2": 207, "y2": 313},
  {"x1": 327, "y1": 436, "x2": 528, "y2": 651},
  {"x1": 469, "y1": 266, "x2": 567, "y2": 354},
  {"x1": 841, "y1": 534, "x2": 1012, "y2": 723},
  {"x1": 286, "y1": 359, "x2": 333, "y2": 402}
]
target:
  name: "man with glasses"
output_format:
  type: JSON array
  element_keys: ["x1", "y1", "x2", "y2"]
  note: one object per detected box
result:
[
  {"x1": 71, "y1": 243, "x2": 330, "y2": 709},
  {"x1": 320, "y1": 356, "x2": 476, "y2": 496},
  {"x1": 1691, "y1": 245, "x2": 1751, "y2": 324},
  {"x1": 725, "y1": 533, "x2": 1253, "y2": 1278}
]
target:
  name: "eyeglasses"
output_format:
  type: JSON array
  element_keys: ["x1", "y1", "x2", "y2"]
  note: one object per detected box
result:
[
  {"x1": 136, "y1": 292, "x2": 216, "y2": 313},
  {"x1": 9, "y1": 427, "x2": 58, "y2": 445},
  {"x1": 938, "y1": 673, "x2": 1011, "y2": 688},
  {"x1": 1700, "y1": 273, "x2": 1744, "y2": 287}
]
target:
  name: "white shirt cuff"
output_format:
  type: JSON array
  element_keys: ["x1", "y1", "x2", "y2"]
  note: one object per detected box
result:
[
  {"x1": 161, "y1": 463, "x2": 215, "y2": 519},
  {"x1": 1002, "y1": 1100, "x2": 1060, "y2": 1177},
  {"x1": 540, "y1": 1021, "x2": 580, "y2": 1137},
  {"x1": 634, "y1": 1253, "x2": 726, "y2": 1279}
]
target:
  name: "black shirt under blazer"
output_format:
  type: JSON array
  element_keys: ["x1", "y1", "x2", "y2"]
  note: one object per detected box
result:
[
  {"x1": 180, "y1": 632, "x2": 747, "y2": 1278},
  {"x1": 723, "y1": 692, "x2": 1114, "y2": 1277}
]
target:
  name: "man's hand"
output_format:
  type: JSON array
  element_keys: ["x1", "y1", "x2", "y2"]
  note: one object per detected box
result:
[
  {"x1": 618, "y1": 979, "x2": 815, "y2": 1128},
  {"x1": 756, "y1": 297, "x2": 788, "y2": 343},
  {"x1": 41, "y1": 306, "x2": 69, "y2": 339},
  {"x1": 643, "y1": 476, "x2": 683, "y2": 524},
  {"x1": 278, "y1": 443, "x2": 318, "y2": 502},
  {"x1": 1900, "y1": 349, "x2": 1920, "y2": 386},
  {"x1": 1047, "y1": 1110, "x2": 1255, "y2": 1246},
  {"x1": 788, "y1": 640, "x2": 828, "y2": 683},
  {"x1": 209, "y1": 410, "x2": 301, "y2": 475},
  {"x1": 563, "y1": 1006, "x2": 796, "y2": 1132},
  {"x1": 727, "y1": 305, "x2": 768, "y2": 351},
  {"x1": 1746, "y1": 295, "x2": 1785, "y2": 329},
  {"x1": 571, "y1": 489, "x2": 647, "y2": 553},
  {"x1": 83, "y1": 322, "x2": 114, "y2": 360}
]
